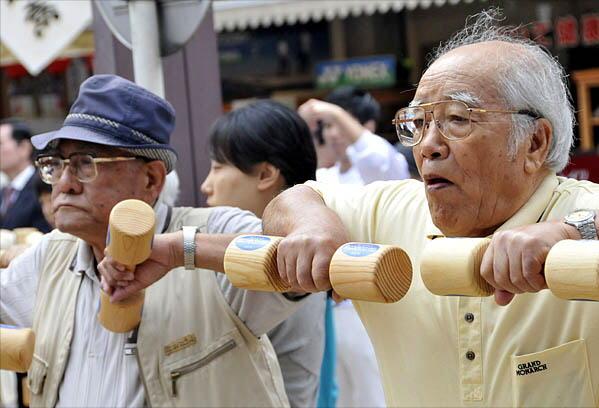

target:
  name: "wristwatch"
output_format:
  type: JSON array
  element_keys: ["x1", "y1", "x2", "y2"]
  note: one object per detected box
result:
[
  {"x1": 564, "y1": 210, "x2": 598, "y2": 240},
  {"x1": 182, "y1": 226, "x2": 198, "y2": 270}
]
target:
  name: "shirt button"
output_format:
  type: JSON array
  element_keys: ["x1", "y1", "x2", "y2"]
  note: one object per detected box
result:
[
  {"x1": 464, "y1": 312, "x2": 474, "y2": 323},
  {"x1": 466, "y1": 350, "x2": 476, "y2": 361}
]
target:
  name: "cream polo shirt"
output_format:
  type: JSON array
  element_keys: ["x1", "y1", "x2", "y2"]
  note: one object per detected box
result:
[{"x1": 307, "y1": 174, "x2": 599, "y2": 407}]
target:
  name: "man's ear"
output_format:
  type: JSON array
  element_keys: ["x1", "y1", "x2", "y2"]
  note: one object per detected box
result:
[
  {"x1": 145, "y1": 160, "x2": 167, "y2": 201},
  {"x1": 256, "y1": 162, "x2": 283, "y2": 192},
  {"x1": 524, "y1": 118, "x2": 552, "y2": 174},
  {"x1": 21, "y1": 140, "x2": 33, "y2": 160}
]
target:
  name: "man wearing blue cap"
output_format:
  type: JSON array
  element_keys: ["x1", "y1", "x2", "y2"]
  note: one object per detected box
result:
[{"x1": 0, "y1": 75, "x2": 313, "y2": 407}]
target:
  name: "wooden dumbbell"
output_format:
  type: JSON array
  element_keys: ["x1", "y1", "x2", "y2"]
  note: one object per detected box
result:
[
  {"x1": 13, "y1": 228, "x2": 42, "y2": 246},
  {"x1": 421, "y1": 238, "x2": 599, "y2": 301},
  {"x1": 545, "y1": 240, "x2": 599, "y2": 301},
  {"x1": 0, "y1": 229, "x2": 16, "y2": 250},
  {"x1": 98, "y1": 199, "x2": 155, "y2": 333},
  {"x1": 0, "y1": 326, "x2": 35, "y2": 372},
  {"x1": 224, "y1": 235, "x2": 413, "y2": 303}
]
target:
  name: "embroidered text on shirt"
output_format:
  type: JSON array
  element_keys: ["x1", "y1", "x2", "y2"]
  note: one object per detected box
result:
[{"x1": 516, "y1": 360, "x2": 548, "y2": 376}]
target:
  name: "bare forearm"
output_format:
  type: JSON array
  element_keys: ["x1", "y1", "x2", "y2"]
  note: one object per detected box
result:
[
  {"x1": 329, "y1": 105, "x2": 364, "y2": 144},
  {"x1": 262, "y1": 185, "x2": 349, "y2": 242},
  {"x1": 167, "y1": 231, "x2": 238, "y2": 273}
]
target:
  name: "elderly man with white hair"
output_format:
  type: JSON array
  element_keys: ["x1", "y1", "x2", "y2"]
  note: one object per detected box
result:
[{"x1": 261, "y1": 10, "x2": 599, "y2": 407}]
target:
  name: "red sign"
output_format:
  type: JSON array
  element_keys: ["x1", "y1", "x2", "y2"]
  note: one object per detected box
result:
[
  {"x1": 561, "y1": 153, "x2": 599, "y2": 183},
  {"x1": 530, "y1": 21, "x2": 553, "y2": 47},
  {"x1": 555, "y1": 16, "x2": 578, "y2": 48},
  {"x1": 582, "y1": 14, "x2": 599, "y2": 46},
  {"x1": 526, "y1": 13, "x2": 599, "y2": 49}
]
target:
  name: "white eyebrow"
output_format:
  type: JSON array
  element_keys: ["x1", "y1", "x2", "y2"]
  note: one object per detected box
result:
[
  {"x1": 408, "y1": 92, "x2": 483, "y2": 108},
  {"x1": 448, "y1": 92, "x2": 483, "y2": 107}
]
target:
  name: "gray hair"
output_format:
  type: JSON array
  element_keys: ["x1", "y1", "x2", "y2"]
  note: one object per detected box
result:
[{"x1": 429, "y1": 8, "x2": 574, "y2": 172}]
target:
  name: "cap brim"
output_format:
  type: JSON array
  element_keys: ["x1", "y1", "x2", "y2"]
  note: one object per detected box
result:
[{"x1": 32, "y1": 125, "x2": 177, "y2": 173}]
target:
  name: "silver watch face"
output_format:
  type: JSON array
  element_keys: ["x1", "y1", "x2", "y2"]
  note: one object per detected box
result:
[{"x1": 566, "y1": 210, "x2": 594, "y2": 223}]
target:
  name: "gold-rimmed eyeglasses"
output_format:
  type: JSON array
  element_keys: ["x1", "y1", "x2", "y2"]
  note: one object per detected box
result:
[
  {"x1": 392, "y1": 100, "x2": 540, "y2": 147},
  {"x1": 35, "y1": 153, "x2": 138, "y2": 185}
]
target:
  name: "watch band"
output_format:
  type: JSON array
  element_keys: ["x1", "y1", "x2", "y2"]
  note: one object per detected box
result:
[
  {"x1": 182, "y1": 226, "x2": 198, "y2": 270},
  {"x1": 579, "y1": 221, "x2": 598, "y2": 240},
  {"x1": 565, "y1": 210, "x2": 598, "y2": 240}
]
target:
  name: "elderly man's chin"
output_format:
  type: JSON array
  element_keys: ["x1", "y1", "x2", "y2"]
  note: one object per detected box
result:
[
  {"x1": 427, "y1": 198, "x2": 481, "y2": 237},
  {"x1": 54, "y1": 207, "x2": 96, "y2": 235}
]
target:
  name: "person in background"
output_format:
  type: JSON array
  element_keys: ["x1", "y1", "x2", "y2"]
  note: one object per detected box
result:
[
  {"x1": 300, "y1": 88, "x2": 412, "y2": 407},
  {"x1": 299, "y1": 86, "x2": 409, "y2": 185},
  {"x1": 395, "y1": 144, "x2": 421, "y2": 180},
  {"x1": 159, "y1": 169, "x2": 181, "y2": 207},
  {"x1": 0, "y1": 119, "x2": 51, "y2": 232},
  {"x1": 201, "y1": 100, "x2": 326, "y2": 408},
  {"x1": 34, "y1": 175, "x2": 55, "y2": 229},
  {"x1": 0, "y1": 171, "x2": 7, "y2": 189}
]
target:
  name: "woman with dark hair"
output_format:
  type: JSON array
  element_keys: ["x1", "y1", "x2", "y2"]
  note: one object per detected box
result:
[
  {"x1": 201, "y1": 100, "x2": 326, "y2": 408},
  {"x1": 202, "y1": 100, "x2": 316, "y2": 217}
]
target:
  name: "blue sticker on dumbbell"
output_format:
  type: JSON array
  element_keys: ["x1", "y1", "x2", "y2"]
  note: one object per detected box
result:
[
  {"x1": 341, "y1": 243, "x2": 380, "y2": 257},
  {"x1": 235, "y1": 235, "x2": 271, "y2": 251}
]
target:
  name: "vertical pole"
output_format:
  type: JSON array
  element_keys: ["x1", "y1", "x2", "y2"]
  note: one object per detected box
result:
[{"x1": 128, "y1": 0, "x2": 165, "y2": 98}]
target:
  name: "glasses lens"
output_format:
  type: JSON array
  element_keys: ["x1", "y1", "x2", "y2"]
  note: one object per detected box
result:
[
  {"x1": 71, "y1": 154, "x2": 97, "y2": 182},
  {"x1": 434, "y1": 101, "x2": 471, "y2": 140},
  {"x1": 395, "y1": 107, "x2": 425, "y2": 146},
  {"x1": 36, "y1": 156, "x2": 63, "y2": 185}
]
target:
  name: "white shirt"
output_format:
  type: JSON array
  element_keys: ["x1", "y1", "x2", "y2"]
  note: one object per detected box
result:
[
  {"x1": 1, "y1": 203, "x2": 307, "y2": 407},
  {"x1": 8, "y1": 165, "x2": 35, "y2": 192},
  {"x1": 316, "y1": 130, "x2": 409, "y2": 185}
]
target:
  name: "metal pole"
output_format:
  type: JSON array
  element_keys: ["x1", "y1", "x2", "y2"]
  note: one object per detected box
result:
[{"x1": 128, "y1": 0, "x2": 165, "y2": 98}]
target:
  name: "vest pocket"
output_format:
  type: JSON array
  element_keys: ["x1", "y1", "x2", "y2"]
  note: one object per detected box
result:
[
  {"x1": 511, "y1": 339, "x2": 596, "y2": 407},
  {"x1": 166, "y1": 336, "x2": 237, "y2": 398},
  {"x1": 27, "y1": 355, "x2": 48, "y2": 395}
]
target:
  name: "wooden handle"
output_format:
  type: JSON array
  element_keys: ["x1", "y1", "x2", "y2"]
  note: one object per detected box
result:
[
  {"x1": 330, "y1": 243, "x2": 412, "y2": 303},
  {"x1": 98, "y1": 199, "x2": 155, "y2": 333},
  {"x1": 421, "y1": 237, "x2": 494, "y2": 297},
  {"x1": 0, "y1": 326, "x2": 35, "y2": 372},
  {"x1": 13, "y1": 228, "x2": 39, "y2": 245},
  {"x1": 223, "y1": 236, "x2": 413, "y2": 303},
  {"x1": 224, "y1": 235, "x2": 291, "y2": 292},
  {"x1": 0, "y1": 229, "x2": 16, "y2": 249},
  {"x1": 545, "y1": 240, "x2": 599, "y2": 301},
  {"x1": 421, "y1": 237, "x2": 598, "y2": 301}
]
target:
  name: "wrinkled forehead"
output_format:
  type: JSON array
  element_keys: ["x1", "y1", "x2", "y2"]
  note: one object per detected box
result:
[{"x1": 414, "y1": 42, "x2": 515, "y2": 107}]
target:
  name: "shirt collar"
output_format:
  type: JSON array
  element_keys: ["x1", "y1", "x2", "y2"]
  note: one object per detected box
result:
[
  {"x1": 426, "y1": 173, "x2": 558, "y2": 239},
  {"x1": 10, "y1": 165, "x2": 35, "y2": 191},
  {"x1": 70, "y1": 200, "x2": 170, "y2": 279}
]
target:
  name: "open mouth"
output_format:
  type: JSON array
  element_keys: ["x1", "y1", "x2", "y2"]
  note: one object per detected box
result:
[{"x1": 424, "y1": 176, "x2": 454, "y2": 190}]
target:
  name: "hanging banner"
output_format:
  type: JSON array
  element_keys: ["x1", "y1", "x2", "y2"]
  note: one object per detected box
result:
[
  {"x1": 0, "y1": 0, "x2": 92, "y2": 76},
  {"x1": 316, "y1": 55, "x2": 396, "y2": 89}
]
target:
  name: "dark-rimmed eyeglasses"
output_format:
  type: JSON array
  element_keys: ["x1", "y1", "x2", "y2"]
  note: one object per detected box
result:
[
  {"x1": 392, "y1": 100, "x2": 540, "y2": 147},
  {"x1": 35, "y1": 153, "x2": 138, "y2": 185}
]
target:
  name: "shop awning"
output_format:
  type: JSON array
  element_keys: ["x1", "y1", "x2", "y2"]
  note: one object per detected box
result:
[{"x1": 212, "y1": 0, "x2": 474, "y2": 32}]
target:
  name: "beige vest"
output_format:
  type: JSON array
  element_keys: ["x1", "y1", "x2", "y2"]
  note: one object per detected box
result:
[{"x1": 28, "y1": 207, "x2": 289, "y2": 408}]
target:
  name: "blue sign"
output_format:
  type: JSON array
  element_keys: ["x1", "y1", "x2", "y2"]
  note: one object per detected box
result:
[
  {"x1": 341, "y1": 243, "x2": 380, "y2": 257},
  {"x1": 315, "y1": 55, "x2": 396, "y2": 89},
  {"x1": 235, "y1": 235, "x2": 271, "y2": 251}
]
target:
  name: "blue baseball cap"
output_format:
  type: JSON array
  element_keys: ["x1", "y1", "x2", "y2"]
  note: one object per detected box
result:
[{"x1": 32, "y1": 74, "x2": 178, "y2": 172}]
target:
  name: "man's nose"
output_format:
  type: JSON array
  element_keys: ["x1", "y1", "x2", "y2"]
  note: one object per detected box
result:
[
  {"x1": 55, "y1": 165, "x2": 83, "y2": 194},
  {"x1": 417, "y1": 119, "x2": 449, "y2": 160}
]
